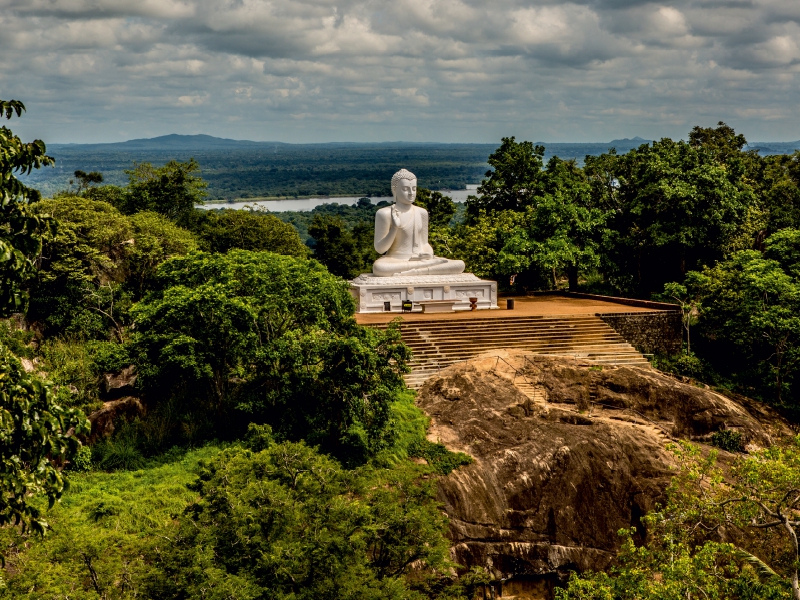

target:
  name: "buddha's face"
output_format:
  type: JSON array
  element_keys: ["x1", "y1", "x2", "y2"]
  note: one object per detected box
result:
[{"x1": 393, "y1": 178, "x2": 417, "y2": 206}]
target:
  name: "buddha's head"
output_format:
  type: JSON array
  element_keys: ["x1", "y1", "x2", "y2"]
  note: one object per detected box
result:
[{"x1": 391, "y1": 169, "x2": 417, "y2": 207}]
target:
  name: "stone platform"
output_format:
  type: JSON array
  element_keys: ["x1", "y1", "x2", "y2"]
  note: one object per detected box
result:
[{"x1": 350, "y1": 273, "x2": 498, "y2": 313}]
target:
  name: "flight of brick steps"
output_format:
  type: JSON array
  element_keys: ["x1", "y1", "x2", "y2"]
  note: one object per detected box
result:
[{"x1": 371, "y1": 314, "x2": 651, "y2": 389}]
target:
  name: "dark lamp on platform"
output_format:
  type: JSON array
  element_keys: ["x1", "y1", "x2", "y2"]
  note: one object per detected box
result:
[{"x1": 402, "y1": 300, "x2": 413, "y2": 312}]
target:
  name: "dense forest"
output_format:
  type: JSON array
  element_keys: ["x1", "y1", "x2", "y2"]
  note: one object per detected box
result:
[
  {"x1": 4, "y1": 97, "x2": 800, "y2": 598},
  {"x1": 21, "y1": 139, "x2": 497, "y2": 200},
  {"x1": 23, "y1": 134, "x2": 778, "y2": 201}
]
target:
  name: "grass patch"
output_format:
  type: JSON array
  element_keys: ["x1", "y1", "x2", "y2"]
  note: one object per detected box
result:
[
  {"x1": 379, "y1": 389, "x2": 473, "y2": 475},
  {"x1": 0, "y1": 444, "x2": 223, "y2": 597},
  {"x1": 407, "y1": 439, "x2": 474, "y2": 475},
  {"x1": 389, "y1": 389, "x2": 430, "y2": 452},
  {"x1": 711, "y1": 429, "x2": 745, "y2": 453}
]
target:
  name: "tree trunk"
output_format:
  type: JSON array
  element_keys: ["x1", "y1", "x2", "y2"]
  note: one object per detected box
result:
[
  {"x1": 567, "y1": 265, "x2": 579, "y2": 292},
  {"x1": 783, "y1": 518, "x2": 800, "y2": 600}
]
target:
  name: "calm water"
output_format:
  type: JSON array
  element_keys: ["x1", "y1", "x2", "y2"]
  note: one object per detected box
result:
[{"x1": 200, "y1": 189, "x2": 475, "y2": 212}]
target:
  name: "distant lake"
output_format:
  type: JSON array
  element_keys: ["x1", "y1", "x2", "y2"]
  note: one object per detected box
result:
[{"x1": 200, "y1": 188, "x2": 475, "y2": 212}]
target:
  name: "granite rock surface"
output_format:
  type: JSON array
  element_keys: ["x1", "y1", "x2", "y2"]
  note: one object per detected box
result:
[{"x1": 414, "y1": 353, "x2": 791, "y2": 595}]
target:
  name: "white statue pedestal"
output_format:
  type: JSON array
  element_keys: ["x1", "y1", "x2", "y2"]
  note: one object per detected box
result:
[{"x1": 350, "y1": 273, "x2": 498, "y2": 313}]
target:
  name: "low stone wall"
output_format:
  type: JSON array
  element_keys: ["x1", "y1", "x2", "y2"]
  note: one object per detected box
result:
[
  {"x1": 598, "y1": 311, "x2": 683, "y2": 356},
  {"x1": 526, "y1": 290, "x2": 679, "y2": 311}
]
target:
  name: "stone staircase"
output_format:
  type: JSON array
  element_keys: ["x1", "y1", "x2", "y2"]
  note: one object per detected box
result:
[
  {"x1": 372, "y1": 314, "x2": 650, "y2": 389},
  {"x1": 513, "y1": 380, "x2": 548, "y2": 403}
]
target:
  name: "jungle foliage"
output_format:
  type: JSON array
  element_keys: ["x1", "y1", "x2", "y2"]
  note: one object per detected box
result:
[
  {"x1": 0, "y1": 100, "x2": 55, "y2": 316},
  {"x1": 7, "y1": 99, "x2": 800, "y2": 599},
  {"x1": 557, "y1": 439, "x2": 800, "y2": 600},
  {"x1": 131, "y1": 250, "x2": 409, "y2": 462}
]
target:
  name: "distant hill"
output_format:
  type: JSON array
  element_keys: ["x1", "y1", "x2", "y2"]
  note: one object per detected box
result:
[
  {"x1": 608, "y1": 136, "x2": 651, "y2": 146},
  {"x1": 747, "y1": 141, "x2": 800, "y2": 155},
  {"x1": 49, "y1": 134, "x2": 285, "y2": 151},
  {"x1": 51, "y1": 134, "x2": 656, "y2": 153},
  {"x1": 49, "y1": 135, "x2": 470, "y2": 152}
]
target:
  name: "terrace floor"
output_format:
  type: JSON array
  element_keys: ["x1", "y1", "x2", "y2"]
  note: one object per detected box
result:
[{"x1": 354, "y1": 294, "x2": 662, "y2": 325}]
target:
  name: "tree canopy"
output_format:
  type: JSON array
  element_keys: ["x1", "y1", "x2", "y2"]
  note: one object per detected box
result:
[
  {"x1": 28, "y1": 197, "x2": 198, "y2": 339},
  {"x1": 686, "y1": 230, "x2": 800, "y2": 405},
  {"x1": 0, "y1": 99, "x2": 55, "y2": 316},
  {"x1": 465, "y1": 136, "x2": 546, "y2": 217},
  {"x1": 121, "y1": 158, "x2": 207, "y2": 222},
  {"x1": 197, "y1": 208, "x2": 308, "y2": 257},
  {"x1": 131, "y1": 250, "x2": 409, "y2": 461},
  {"x1": 148, "y1": 435, "x2": 455, "y2": 600}
]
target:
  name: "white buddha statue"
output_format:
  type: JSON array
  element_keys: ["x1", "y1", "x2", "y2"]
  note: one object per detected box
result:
[{"x1": 372, "y1": 169, "x2": 466, "y2": 277}]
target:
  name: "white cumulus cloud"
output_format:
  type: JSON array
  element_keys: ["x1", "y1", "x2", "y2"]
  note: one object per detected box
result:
[{"x1": 0, "y1": 0, "x2": 798, "y2": 143}]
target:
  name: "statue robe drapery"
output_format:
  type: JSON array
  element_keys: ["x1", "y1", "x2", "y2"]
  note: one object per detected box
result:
[{"x1": 372, "y1": 204, "x2": 464, "y2": 277}]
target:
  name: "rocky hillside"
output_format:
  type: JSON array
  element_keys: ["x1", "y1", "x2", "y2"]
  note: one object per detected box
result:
[{"x1": 415, "y1": 352, "x2": 792, "y2": 599}]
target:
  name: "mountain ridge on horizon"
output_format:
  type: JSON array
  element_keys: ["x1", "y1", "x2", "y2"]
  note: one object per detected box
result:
[
  {"x1": 50, "y1": 133, "x2": 662, "y2": 150},
  {"x1": 29, "y1": 133, "x2": 800, "y2": 201},
  {"x1": 48, "y1": 133, "x2": 800, "y2": 151}
]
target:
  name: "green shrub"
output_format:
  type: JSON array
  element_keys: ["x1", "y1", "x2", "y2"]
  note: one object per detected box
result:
[
  {"x1": 69, "y1": 445, "x2": 93, "y2": 472},
  {"x1": 87, "y1": 340, "x2": 131, "y2": 375},
  {"x1": 407, "y1": 438, "x2": 473, "y2": 475},
  {"x1": 38, "y1": 337, "x2": 101, "y2": 412},
  {"x1": 711, "y1": 429, "x2": 745, "y2": 453},
  {"x1": 243, "y1": 422, "x2": 275, "y2": 452},
  {"x1": 653, "y1": 351, "x2": 714, "y2": 382},
  {"x1": 93, "y1": 427, "x2": 147, "y2": 471},
  {"x1": 147, "y1": 440, "x2": 455, "y2": 599},
  {"x1": 0, "y1": 319, "x2": 35, "y2": 358}
]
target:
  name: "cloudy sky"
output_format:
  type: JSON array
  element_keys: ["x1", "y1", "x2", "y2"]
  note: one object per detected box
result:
[{"x1": 2, "y1": 0, "x2": 799, "y2": 144}]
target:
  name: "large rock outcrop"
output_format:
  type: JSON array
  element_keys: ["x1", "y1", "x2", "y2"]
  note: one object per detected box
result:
[
  {"x1": 415, "y1": 352, "x2": 791, "y2": 597},
  {"x1": 87, "y1": 397, "x2": 145, "y2": 444}
]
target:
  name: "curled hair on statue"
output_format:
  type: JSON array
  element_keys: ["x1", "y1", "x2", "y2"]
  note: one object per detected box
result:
[{"x1": 390, "y1": 169, "x2": 416, "y2": 192}]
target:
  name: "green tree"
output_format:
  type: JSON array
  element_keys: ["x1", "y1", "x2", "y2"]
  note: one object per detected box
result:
[
  {"x1": 29, "y1": 197, "x2": 134, "y2": 338},
  {"x1": 308, "y1": 214, "x2": 376, "y2": 278},
  {"x1": 688, "y1": 121, "x2": 748, "y2": 163},
  {"x1": 760, "y1": 153, "x2": 800, "y2": 234},
  {"x1": 603, "y1": 136, "x2": 754, "y2": 295},
  {"x1": 148, "y1": 437, "x2": 455, "y2": 600},
  {"x1": 198, "y1": 208, "x2": 308, "y2": 257},
  {"x1": 122, "y1": 158, "x2": 207, "y2": 222},
  {"x1": 131, "y1": 250, "x2": 409, "y2": 460},
  {"x1": 28, "y1": 198, "x2": 197, "y2": 339},
  {"x1": 690, "y1": 233, "x2": 800, "y2": 404},
  {"x1": 71, "y1": 169, "x2": 103, "y2": 194},
  {"x1": 83, "y1": 183, "x2": 128, "y2": 210},
  {"x1": 0, "y1": 99, "x2": 56, "y2": 316},
  {"x1": 465, "y1": 137, "x2": 546, "y2": 219},
  {"x1": 127, "y1": 211, "x2": 199, "y2": 295},
  {"x1": 416, "y1": 188, "x2": 456, "y2": 228},
  {"x1": 498, "y1": 158, "x2": 609, "y2": 290},
  {"x1": 0, "y1": 343, "x2": 90, "y2": 536},
  {"x1": 654, "y1": 277, "x2": 703, "y2": 354},
  {"x1": 434, "y1": 210, "x2": 525, "y2": 284}
]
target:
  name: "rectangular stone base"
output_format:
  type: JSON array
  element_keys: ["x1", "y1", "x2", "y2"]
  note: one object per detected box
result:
[{"x1": 349, "y1": 273, "x2": 498, "y2": 314}]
